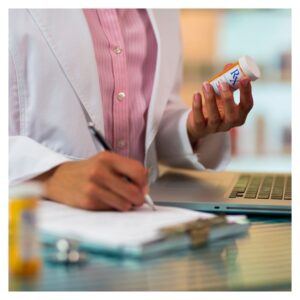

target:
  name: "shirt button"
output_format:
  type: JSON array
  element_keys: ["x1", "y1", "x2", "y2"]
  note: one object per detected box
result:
[
  {"x1": 113, "y1": 46, "x2": 123, "y2": 54},
  {"x1": 116, "y1": 139, "x2": 127, "y2": 150},
  {"x1": 117, "y1": 92, "x2": 126, "y2": 101}
]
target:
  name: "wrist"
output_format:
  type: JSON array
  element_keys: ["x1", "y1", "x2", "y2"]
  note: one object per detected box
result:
[{"x1": 32, "y1": 163, "x2": 66, "y2": 199}]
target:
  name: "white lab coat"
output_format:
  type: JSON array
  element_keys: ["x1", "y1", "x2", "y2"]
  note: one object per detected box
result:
[{"x1": 9, "y1": 9, "x2": 230, "y2": 185}]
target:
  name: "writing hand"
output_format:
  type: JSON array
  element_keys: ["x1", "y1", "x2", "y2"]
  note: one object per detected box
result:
[{"x1": 35, "y1": 152, "x2": 149, "y2": 211}]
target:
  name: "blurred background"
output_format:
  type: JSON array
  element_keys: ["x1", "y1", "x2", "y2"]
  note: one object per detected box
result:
[{"x1": 179, "y1": 9, "x2": 291, "y2": 172}]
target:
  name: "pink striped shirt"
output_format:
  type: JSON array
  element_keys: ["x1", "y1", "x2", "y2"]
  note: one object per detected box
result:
[{"x1": 83, "y1": 9, "x2": 157, "y2": 163}]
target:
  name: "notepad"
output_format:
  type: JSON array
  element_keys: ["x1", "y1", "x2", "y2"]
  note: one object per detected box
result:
[
  {"x1": 37, "y1": 200, "x2": 249, "y2": 257},
  {"x1": 37, "y1": 200, "x2": 214, "y2": 246}
]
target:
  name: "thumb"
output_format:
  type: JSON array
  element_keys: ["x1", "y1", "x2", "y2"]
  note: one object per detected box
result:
[{"x1": 223, "y1": 63, "x2": 234, "y2": 70}]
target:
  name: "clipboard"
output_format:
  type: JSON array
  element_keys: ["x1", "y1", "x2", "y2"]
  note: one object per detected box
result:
[
  {"x1": 116, "y1": 215, "x2": 249, "y2": 257},
  {"x1": 38, "y1": 201, "x2": 250, "y2": 258}
]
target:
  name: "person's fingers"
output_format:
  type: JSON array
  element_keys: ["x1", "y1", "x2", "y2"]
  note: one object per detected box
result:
[
  {"x1": 82, "y1": 183, "x2": 133, "y2": 211},
  {"x1": 192, "y1": 92, "x2": 206, "y2": 131},
  {"x1": 79, "y1": 198, "x2": 112, "y2": 211},
  {"x1": 223, "y1": 63, "x2": 234, "y2": 70},
  {"x1": 238, "y1": 78, "x2": 253, "y2": 124},
  {"x1": 218, "y1": 81, "x2": 237, "y2": 131},
  {"x1": 202, "y1": 82, "x2": 222, "y2": 132},
  {"x1": 89, "y1": 167, "x2": 145, "y2": 206},
  {"x1": 98, "y1": 152, "x2": 148, "y2": 189}
]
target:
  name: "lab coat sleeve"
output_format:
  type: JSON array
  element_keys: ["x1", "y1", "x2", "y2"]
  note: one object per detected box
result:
[
  {"x1": 9, "y1": 51, "x2": 72, "y2": 185},
  {"x1": 9, "y1": 136, "x2": 73, "y2": 185},
  {"x1": 155, "y1": 54, "x2": 231, "y2": 170}
]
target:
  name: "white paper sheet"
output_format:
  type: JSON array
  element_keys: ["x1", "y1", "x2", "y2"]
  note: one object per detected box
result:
[{"x1": 37, "y1": 200, "x2": 214, "y2": 247}]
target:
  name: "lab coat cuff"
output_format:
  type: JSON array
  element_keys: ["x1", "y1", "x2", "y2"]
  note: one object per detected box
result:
[
  {"x1": 178, "y1": 109, "x2": 207, "y2": 170},
  {"x1": 9, "y1": 136, "x2": 73, "y2": 185}
]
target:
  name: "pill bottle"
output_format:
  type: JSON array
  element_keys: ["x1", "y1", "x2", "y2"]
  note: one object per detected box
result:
[
  {"x1": 208, "y1": 55, "x2": 261, "y2": 95},
  {"x1": 9, "y1": 182, "x2": 43, "y2": 277}
]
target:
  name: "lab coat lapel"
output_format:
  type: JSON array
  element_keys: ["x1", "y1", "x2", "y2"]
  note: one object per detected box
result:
[
  {"x1": 145, "y1": 9, "x2": 180, "y2": 154},
  {"x1": 28, "y1": 9, "x2": 104, "y2": 132}
]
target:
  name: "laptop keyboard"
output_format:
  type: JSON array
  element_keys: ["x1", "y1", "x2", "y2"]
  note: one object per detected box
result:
[{"x1": 229, "y1": 174, "x2": 291, "y2": 200}]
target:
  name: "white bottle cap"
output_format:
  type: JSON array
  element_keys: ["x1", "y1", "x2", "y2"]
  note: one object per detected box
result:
[
  {"x1": 239, "y1": 55, "x2": 261, "y2": 81},
  {"x1": 9, "y1": 182, "x2": 44, "y2": 199}
]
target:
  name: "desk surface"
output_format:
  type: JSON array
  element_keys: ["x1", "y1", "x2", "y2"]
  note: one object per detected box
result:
[{"x1": 10, "y1": 216, "x2": 291, "y2": 291}]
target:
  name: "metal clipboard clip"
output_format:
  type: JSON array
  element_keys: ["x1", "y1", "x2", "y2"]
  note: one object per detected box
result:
[{"x1": 159, "y1": 215, "x2": 249, "y2": 247}]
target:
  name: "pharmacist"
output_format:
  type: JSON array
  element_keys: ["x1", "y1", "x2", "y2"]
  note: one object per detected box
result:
[{"x1": 9, "y1": 9, "x2": 254, "y2": 211}]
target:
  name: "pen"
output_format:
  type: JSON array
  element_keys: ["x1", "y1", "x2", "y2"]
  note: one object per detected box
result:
[{"x1": 88, "y1": 122, "x2": 156, "y2": 211}]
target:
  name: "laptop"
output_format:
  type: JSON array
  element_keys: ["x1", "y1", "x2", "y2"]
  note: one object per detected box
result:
[{"x1": 149, "y1": 169, "x2": 291, "y2": 215}]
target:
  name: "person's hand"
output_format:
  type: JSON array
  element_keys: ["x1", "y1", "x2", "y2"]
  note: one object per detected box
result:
[
  {"x1": 35, "y1": 152, "x2": 149, "y2": 211},
  {"x1": 187, "y1": 76, "x2": 254, "y2": 145}
]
